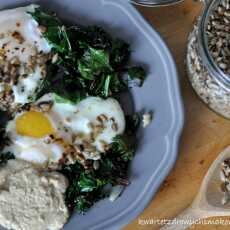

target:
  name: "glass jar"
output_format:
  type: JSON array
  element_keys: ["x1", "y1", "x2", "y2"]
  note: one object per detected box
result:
[{"x1": 187, "y1": 0, "x2": 230, "y2": 119}]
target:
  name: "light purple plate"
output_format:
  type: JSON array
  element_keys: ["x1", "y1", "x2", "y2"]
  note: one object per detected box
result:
[{"x1": 0, "y1": 0, "x2": 184, "y2": 229}]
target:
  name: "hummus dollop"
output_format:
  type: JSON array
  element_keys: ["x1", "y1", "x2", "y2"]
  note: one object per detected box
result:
[{"x1": 0, "y1": 160, "x2": 69, "y2": 230}]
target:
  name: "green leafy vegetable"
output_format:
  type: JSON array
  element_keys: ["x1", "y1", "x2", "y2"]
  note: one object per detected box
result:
[
  {"x1": 46, "y1": 25, "x2": 72, "y2": 53},
  {"x1": 111, "y1": 135, "x2": 135, "y2": 162},
  {"x1": 29, "y1": 8, "x2": 60, "y2": 26},
  {"x1": 78, "y1": 173, "x2": 104, "y2": 192},
  {"x1": 29, "y1": 9, "x2": 71, "y2": 54},
  {"x1": 35, "y1": 64, "x2": 87, "y2": 103},
  {"x1": 128, "y1": 66, "x2": 146, "y2": 86},
  {"x1": 0, "y1": 111, "x2": 15, "y2": 166},
  {"x1": 0, "y1": 152, "x2": 15, "y2": 166},
  {"x1": 125, "y1": 113, "x2": 141, "y2": 133},
  {"x1": 110, "y1": 39, "x2": 130, "y2": 68},
  {"x1": 59, "y1": 133, "x2": 135, "y2": 214},
  {"x1": 74, "y1": 195, "x2": 93, "y2": 213},
  {"x1": 54, "y1": 94, "x2": 75, "y2": 104},
  {"x1": 0, "y1": 110, "x2": 12, "y2": 151},
  {"x1": 103, "y1": 74, "x2": 112, "y2": 97},
  {"x1": 68, "y1": 26, "x2": 113, "y2": 50},
  {"x1": 78, "y1": 47, "x2": 112, "y2": 80},
  {"x1": 30, "y1": 7, "x2": 147, "y2": 102}
]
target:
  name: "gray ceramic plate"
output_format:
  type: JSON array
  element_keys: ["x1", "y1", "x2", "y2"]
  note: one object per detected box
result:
[{"x1": 0, "y1": 0, "x2": 184, "y2": 229}]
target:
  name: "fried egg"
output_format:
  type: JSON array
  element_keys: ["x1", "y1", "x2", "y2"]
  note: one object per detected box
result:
[
  {"x1": 0, "y1": 5, "x2": 50, "y2": 106},
  {"x1": 4, "y1": 94, "x2": 126, "y2": 167}
]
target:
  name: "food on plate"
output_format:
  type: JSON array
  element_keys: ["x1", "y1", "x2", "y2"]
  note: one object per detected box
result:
[
  {"x1": 0, "y1": 159, "x2": 69, "y2": 230},
  {"x1": 0, "y1": 5, "x2": 51, "y2": 111},
  {"x1": 4, "y1": 93, "x2": 125, "y2": 167},
  {"x1": 0, "y1": 4, "x2": 148, "y2": 230},
  {"x1": 142, "y1": 112, "x2": 152, "y2": 128}
]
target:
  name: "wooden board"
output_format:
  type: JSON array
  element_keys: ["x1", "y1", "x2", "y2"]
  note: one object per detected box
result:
[{"x1": 124, "y1": 1, "x2": 230, "y2": 229}]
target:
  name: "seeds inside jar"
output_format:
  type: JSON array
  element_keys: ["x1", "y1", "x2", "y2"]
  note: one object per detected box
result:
[
  {"x1": 206, "y1": 0, "x2": 230, "y2": 76},
  {"x1": 186, "y1": 0, "x2": 230, "y2": 119}
]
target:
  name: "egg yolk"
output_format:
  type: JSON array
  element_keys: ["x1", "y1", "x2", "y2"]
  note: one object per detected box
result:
[{"x1": 16, "y1": 111, "x2": 54, "y2": 138}]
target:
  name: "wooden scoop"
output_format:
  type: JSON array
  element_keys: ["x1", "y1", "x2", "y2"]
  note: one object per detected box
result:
[{"x1": 161, "y1": 146, "x2": 230, "y2": 230}]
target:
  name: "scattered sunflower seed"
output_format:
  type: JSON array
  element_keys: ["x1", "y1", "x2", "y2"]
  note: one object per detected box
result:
[{"x1": 142, "y1": 112, "x2": 152, "y2": 128}]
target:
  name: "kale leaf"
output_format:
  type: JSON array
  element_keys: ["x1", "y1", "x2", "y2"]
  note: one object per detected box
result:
[
  {"x1": 59, "y1": 134, "x2": 135, "y2": 214},
  {"x1": 0, "y1": 152, "x2": 15, "y2": 166},
  {"x1": 30, "y1": 7, "x2": 147, "y2": 103},
  {"x1": 35, "y1": 63, "x2": 87, "y2": 103},
  {"x1": 78, "y1": 47, "x2": 112, "y2": 80},
  {"x1": 125, "y1": 113, "x2": 141, "y2": 134},
  {"x1": 110, "y1": 39, "x2": 130, "y2": 68},
  {"x1": 128, "y1": 66, "x2": 146, "y2": 86},
  {"x1": 0, "y1": 110, "x2": 12, "y2": 151},
  {"x1": 29, "y1": 8, "x2": 61, "y2": 26},
  {"x1": 0, "y1": 110, "x2": 15, "y2": 166},
  {"x1": 29, "y1": 8, "x2": 71, "y2": 54},
  {"x1": 111, "y1": 135, "x2": 135, "y2": 162}
]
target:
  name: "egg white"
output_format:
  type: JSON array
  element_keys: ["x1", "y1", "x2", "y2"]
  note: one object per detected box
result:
[
  {"x1": 48, "y1": 95, "x2": 126, "y2": 152},
  {"x1": 5, "y1": 120, "x2": 65, "y2": 165},
  {"x1": 0, "y1": 5, "x2": 51, "y2": 104},
  {"x1": 4, "y1": 94, "x2": 126, "y2": 166}
]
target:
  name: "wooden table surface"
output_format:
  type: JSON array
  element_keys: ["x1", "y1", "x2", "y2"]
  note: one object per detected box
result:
[{"x1": 124, "y1": 1, "x2": 230, "y2": 229}]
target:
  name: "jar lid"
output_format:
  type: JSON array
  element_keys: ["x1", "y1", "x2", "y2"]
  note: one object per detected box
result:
[{"x1": 130, "y1": 0, "x2": 183, "y2": 7}]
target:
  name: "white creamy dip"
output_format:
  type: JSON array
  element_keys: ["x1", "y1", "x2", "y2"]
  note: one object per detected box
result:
[{"x1": 0, "y1": 160, "x2": 69, "y2": 230}]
